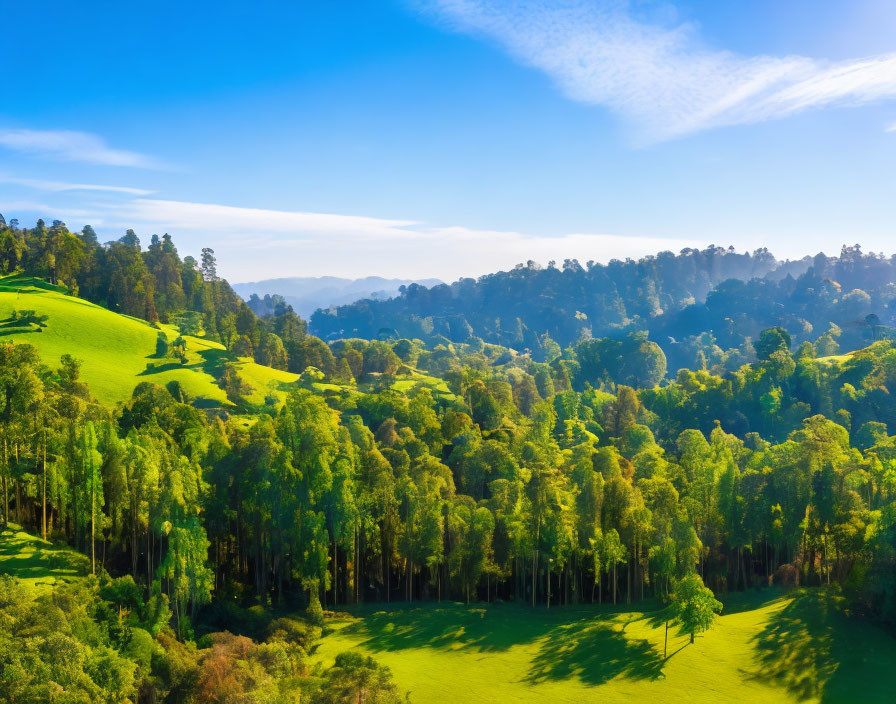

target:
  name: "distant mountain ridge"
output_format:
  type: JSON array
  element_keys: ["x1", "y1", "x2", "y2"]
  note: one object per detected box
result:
[{"x1": 233, "y1": 276, "x2": 443, "y2": 319}]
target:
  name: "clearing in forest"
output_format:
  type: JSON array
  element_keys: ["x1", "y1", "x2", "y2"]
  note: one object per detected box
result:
[{"x1": 313, "y1": 590, "x2": 896, "y2": 703}]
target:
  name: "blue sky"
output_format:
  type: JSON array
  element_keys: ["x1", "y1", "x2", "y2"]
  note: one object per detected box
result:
[{"x1": 1, "y1": 0, "x2": 896, "y2": 282}]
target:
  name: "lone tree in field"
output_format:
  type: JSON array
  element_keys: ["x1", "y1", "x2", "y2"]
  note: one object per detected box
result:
[{"x1": 672, "y1": 574, "x2": 722, "y2": 645}]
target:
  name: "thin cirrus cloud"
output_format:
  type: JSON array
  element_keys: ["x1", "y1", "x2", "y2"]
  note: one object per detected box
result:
[
  {"x1": 0, "y1": 128, "x2": 162, "y2": 168},
  {"x1": 3, "y1": 196, "x2": 702, "y2": 279},
  {"x1": 88, "y1": 197, "x2": 704, "y2": 280},
  {"x1": 419, "y1": 0, "x2": 896, "y2": 140},
  {"x1": 0, "y1": 175, "x2": 153, "y2": 196}
]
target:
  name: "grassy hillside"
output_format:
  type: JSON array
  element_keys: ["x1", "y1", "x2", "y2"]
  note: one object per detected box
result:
[
  {"x1": 0, "y1": 522, "x2": 87, "y2": 596},
  {"x1": 0, "y1": 279, "x2": 300, "y2": 407},
  {"x1": 0, "y1": 278, "x2": 457, "y2": 411},
  {"x1": 312, "y1": 590, "x2": 896, "y2": 703}
]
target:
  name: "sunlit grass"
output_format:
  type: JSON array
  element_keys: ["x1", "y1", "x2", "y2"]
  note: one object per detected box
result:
[
  {"x1": 312, "y1": 589, "x2": 896, "y2": 703},
  {"x1": 0, "y1": 522, "x2": 88, "y2": 596},
  {"x1": 0, "y1": 287, "x2": 300, "y2": 408}
]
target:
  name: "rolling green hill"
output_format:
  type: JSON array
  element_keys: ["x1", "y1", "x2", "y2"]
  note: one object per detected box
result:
[
  {"x1": 313, "y1": 590, "x2": 896, "y2": 703},
  {"x1": 0, "y1": 279, "x2": 300, "y2": 408},
  {"x1": 0, "y1": 278, "x2": 458, "y2": 411}
]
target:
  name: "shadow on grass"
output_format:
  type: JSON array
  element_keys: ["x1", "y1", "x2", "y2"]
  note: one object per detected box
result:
[
  {"x1": 524, "y1": 619, "x2": 664, "y2": 686},
  {"x1": 341, "y1": 603, "x2": 664, "y2": 687},
  {"x1": 198, "y1": 347, "x2": 233, "y2": 377},
  {"x1": 343, "y1": 605, "x2": 553, "y2": 654},
  {"x1": 0, "y1": 526, "x2": 87, "y2": 586},
  {"x1": 139, "y1": 360, "x2": 207, "y2": 375},
  {"x1": 749, "y1": 588, "x2": 896, "y2": 703},
  {"x1": 718, "y1": 586, "x2": 788, "y2": 615}
]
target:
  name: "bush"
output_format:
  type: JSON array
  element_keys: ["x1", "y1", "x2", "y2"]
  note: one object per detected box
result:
[
  {"x1": 305, "y1": 589, "x2": 324, "y2": 627},
  {"x1": 311, "y1": 651, "x2": 405, "y2": 704}
]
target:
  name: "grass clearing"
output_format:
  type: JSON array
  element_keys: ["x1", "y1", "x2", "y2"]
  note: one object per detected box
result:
[
  {"x1": 312, "y1": 589, "x2": 896, "y2": 703},
  {"x1": 233, "y1": 356, "x2": 301, "y2": 406},
  {"x1": 816, "y1": 353, "x2": 854, "y2": 365},
  {"x1": 0, "y1": 522, "x2": 87, "y2": 596}
]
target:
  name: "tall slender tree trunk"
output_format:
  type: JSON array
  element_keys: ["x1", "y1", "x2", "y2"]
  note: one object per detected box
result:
[
  {"x1": 42, "y1": 429, "x2": 46, "y2": 540},
  {"x1": 531, "y1": 549, "x2": 537, "y2": 608},
  {"x1": 14, "y1": 443, "x2": 20, "y2": 526},
  {"x1": 2, "y1": 472, "x2": 7, "y2": 530},
  {"x1": 2, "y1": 436, "x2": 8, "y2": 530},
  {"x1": 131, "y1": 499, "x2": 138, "y2": 578},
  {"x1": 90, "y1": 473, "x2": 96, "y2": 575},
  {"x1": 613, "y1": 563, "x2": 617, "y2": 604},
  {"x1": 146, "y1": 530, "x2": 152, "y2": 598}
]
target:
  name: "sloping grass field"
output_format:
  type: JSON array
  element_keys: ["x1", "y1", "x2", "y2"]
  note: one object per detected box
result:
[
  {"x1": 0, "y1": 280, "x2": 453, "y2": 411},
  {"x1": 313, "y1": 590, "x2": 896, "y2": 703},
  {"x1": 0, "y1": 282, "x2": 300, "y2": 407},
  {"x1": 0, "y1": 522, "x2": 88, "y2": 596}
]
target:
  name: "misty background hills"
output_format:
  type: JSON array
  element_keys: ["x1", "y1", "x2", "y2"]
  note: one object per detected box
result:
[
  {"x1": 304, "y1": 246, "x2": 896, "y2": 371},
  {"x1": 232, "y1": 276, "x2": 442, "y2": 320}
]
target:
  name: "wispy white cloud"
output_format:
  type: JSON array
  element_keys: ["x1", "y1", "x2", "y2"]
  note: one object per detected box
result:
[
  {"x1": 0, "y1": 175, "x2": 153, "y2": 195},
  {"x1": 0, "y1": 200, "x2": 100, "y2": 221},
  {"x1": 0, "y1": 196, "x2": 705, "y2": 279},
  {"x1": 88, "y1": 198, "x2": 703, "y2": 280},
  {"x1": 419, "y1": 0, "x2": 896, "y2": 140},
  {"x1": 887, "y1": 121, "x2": 896, "y2": 132},
  {"x1": 0, "y1": 128, "x2": 162, "y2": 168},
  {"x1": 115, "y1": 199, "x2": 421, "y2": 238}
]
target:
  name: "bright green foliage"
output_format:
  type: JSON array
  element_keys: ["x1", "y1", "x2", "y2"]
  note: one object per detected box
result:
[
  {"x1": 79, "y1": 421, "x2": 103, "y2": 574},
  {"x1": 3, "y1": 232, "x2": 896, "y2": 700},
  {"x1": 312, "y1": 651, "x2": 405, "y2": 704},
  {"x1": 672, "y1": 574, "x2": 723, "y2": 643}
]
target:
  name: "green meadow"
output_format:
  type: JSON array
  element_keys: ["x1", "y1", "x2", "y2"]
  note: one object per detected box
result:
[
  {"x1": 0, "y1": 280, "x2": 300, "y2": 407},
  {"x1": 313, "y1": 590, "x2": 896, "y2": 703},
  {"x1": 0, "y1": 280, "x2": 454, "y2": 410},
  {"x1": 5, "y1": 515, "x2": 894, "y2": 704},
  {"x1": 0, "y1": 522, "x2": 87, "y2": 596}
]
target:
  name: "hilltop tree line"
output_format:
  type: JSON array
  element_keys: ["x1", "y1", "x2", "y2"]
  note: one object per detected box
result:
[
  {"x1": 311, "y1": 244, "x2": 896, "y2": 372},
  {"x1": 0, "y1": 216, "x2": 349, "y2": 378}
]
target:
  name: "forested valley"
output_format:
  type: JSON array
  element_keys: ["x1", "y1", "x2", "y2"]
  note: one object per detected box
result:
[{"x1": 1, "y1": 215, "x2": 895, "y2": 702}]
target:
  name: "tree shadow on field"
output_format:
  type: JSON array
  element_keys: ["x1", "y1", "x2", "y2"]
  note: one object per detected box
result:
[
  {"x1": 345, "y1": 604, "x2": 664, "y2": 688},
  {"x1": 344, "y1": 605, "x2": 555, "y2": 654},
  {"x1": 748, "y1": 589, "x2": 896, "y2": 703},
  {"x1": 139, "y1": 361, "x2": 206, "y2": 375},
  {"x1": 525, "y1": 619, "x2": 664, "y2": 687},
  {"x1": 198, "y1": 347, "x2": 233, "y2": 376},
  {"x1": 0, "y1": 526, "x2": 87, "y2": 585}
]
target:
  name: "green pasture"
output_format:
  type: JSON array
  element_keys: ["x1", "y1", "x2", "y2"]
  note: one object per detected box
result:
[{"x1": 313, "y1": 589, "x2": 896, "y2": 703}]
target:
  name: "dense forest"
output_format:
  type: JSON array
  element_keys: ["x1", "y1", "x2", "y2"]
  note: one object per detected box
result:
[
  {"x1": 1, "y1": 214, "x2": 896, "y2": 702},
  {"x1": 311, "y1": 244, "x2": 896, "y2": 372}
]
